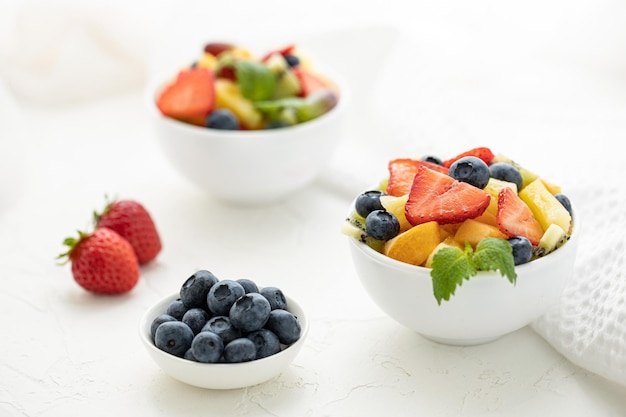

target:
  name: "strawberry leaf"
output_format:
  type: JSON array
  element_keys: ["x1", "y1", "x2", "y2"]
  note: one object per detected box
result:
[{"x1": 430, "y1": 243, "x2": 477, "y2": 305}]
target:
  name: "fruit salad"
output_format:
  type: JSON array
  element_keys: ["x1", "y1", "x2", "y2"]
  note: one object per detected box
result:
[
  {"x1": 156, "y1": 42, "x2": 340, "y2": 130},
  {"x1": 341, "y1": 147, "x2": 574, "y2": 304}
]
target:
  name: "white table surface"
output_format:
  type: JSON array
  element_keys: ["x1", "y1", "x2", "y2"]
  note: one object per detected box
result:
[{"x1": 2, "y1": 1, "x2": 626, "y2": 416}]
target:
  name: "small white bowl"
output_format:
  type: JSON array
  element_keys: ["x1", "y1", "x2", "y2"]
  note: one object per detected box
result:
[
  {"x1": 348, "y1": 218, "x2": 580, "y2": 346},
  {"x1": 145, "y1": 68, "x2": 348, "y2": 205},
  {"x1": 139, "y1": 292, "x2": 309, "y2": 389}
]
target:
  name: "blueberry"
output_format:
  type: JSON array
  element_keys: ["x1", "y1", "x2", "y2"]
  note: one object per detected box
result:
[
  {"x1": 260, "y1": 286, "x2": 287, "y2": 310},
  {"x1": 488, "y1": 162, "x2": 523, "y2": 191},
  {"x1": 180, "y1": 270, "x2": 219, "y2": 309},
  {"x1": 207, "y1": 280, "x2": 245, "y2": 316},
  {"x1": 191, "y1": 331, "x2": 224, "y2": 363},
  {"x1": 554, "y1": 193, "x2": 573, "y2": 216},
  {"x1": 150, "y1": 314, "x2": 178, "y2": 341},
  {"x1": 265, "y1": 309, "x2": 301, "y2": 345},
  {"x1": 236, "y1": 278, "x2": 259, "y2": 294},
  {"x1": 247, "y1": 329, "x2": 281, "y2": 359},
  {"x1": 264, "y1": 120, "x2": 291, "y2": 129},
  {"x1": 284, "y1": 54, "x2": 300, "y2": 67},
  {"x1": 421, "y1": 155, "x2": 443, "y2": 166},
  {"x1": 165, "y1": 299, "x2": 189, "y2": 320},
  {"x1": 201, "y1": 316, "x2": 242, "y2": 345},
  {"x1": 154, "y1": 321, "x2": 194, "y2": 357},
  {"x1": 205, "y1": 109, "x2": 240, "y2": 130},
  {"x1": 223, "y1": 338, "x2": 257, "y2": 363},
  {"x1": 182, "y1": 307, "x2": 210, "y2": 335},
  {"x1": 229, "y1": 292, "x2": 271, "y2": 332},
  {"x1": 184, "y1": 348, "x2": 196, "y2": 361},
  {"x1": 355, "y1": 190, "x2": 386, "y2": 218},
  {"x1": 448, "y1": 156, "x2": 490, "y2": 189},
  {"x1": 365, "y1": 210, "x2": 400, "y2": 241},
  {"x1": 508, "y1": 236, "x2": 533, "y2": 265}
]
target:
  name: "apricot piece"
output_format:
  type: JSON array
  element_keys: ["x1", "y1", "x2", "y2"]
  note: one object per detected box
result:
[{"x1": 383, "y1": 221, "x2": 441, "y2": 267}]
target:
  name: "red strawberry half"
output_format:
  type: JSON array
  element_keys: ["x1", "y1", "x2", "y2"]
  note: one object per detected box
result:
[
  {"x1": 405, "y1": 166, "x2": 491, "y2": 226},
  {"x1": 443, "y1": 147, "x2": 495, "y2": 168},
  {"x1": 59, "y1": 227, "x2": 140, "y2": 294},
  {"x1": 386, "y1": 158, "x2": 450, "y2": 197},
  {"x1": 95, "y1": 199, "x2": 162, "y2": 265},
  {"x1": 496, "y1": 187, "x2": 544, "y2": 245},
  {"x1": 156, "y1": 67, "x2": 215, "y2": 121}
]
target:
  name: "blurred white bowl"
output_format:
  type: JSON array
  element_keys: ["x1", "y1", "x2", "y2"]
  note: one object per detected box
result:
[
  {"x1": 348, "y1": 217, "x2": 580, "y2": 346},
  {"x1": 139, "y1": 291, "x2": 309, "y2": 389},
  {"x1": 145, "y1": 68, "x2": 348, "y2": 205}
]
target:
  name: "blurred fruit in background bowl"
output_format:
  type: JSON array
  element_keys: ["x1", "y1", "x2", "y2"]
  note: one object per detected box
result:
[{"x1": 146, "y1": 41, "x2": 348, "y2": 205}]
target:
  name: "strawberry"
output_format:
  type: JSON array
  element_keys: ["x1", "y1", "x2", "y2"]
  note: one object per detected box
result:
[
  {"x1": 496, "y1": 187, "x2": 544, "y2": 245},
  {"x1": 292, "y1": 66, "x2": 335, "y2": 97},
  {"x1": 442, "y1": 147, "x2": 495, "y2": 168},
  {"x1": 203, "y1": 42, "x2": 234, "y2": 57},
  {"x1": 405, "y1": 166, "x2": 491, "y2": 226},
  {"x1": 95, "y1": 199, "x2": 162, "y2": 265},
  {"x1": 58, "y1": 228, "x2": 140, "y2": 294},
  {"x1": 156, "y1": 67, "x2": 215, "y2": 120},
  {"x1": 386, "y1": 158, "x2": 449, "y2": 197}
]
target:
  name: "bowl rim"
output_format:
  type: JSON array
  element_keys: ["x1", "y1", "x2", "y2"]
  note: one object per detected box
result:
[
  {"x1": 138, "y1": 290, "x2": 310, "y2": 370},
  {"x1": 144, "y1": 63, "x2": 349, "y2": 139}
]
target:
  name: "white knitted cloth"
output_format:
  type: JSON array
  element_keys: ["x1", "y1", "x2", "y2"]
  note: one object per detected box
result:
[{"x1": 532, "y1": 183, "x2": 626, "y2": 386}]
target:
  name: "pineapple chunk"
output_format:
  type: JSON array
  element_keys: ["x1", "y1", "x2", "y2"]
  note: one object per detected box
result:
[
  {"x1": 380, "y1": 194, "x2": 411, "y2": 233},
  {"x1": 518, "y1": 178, "x2": 571, "y2": 233},
  {"x1": 484, "y1": 177, "x2": 518, "y2": 199},
  {"x1": 214, "y1": 78, "x2": 263, "y2": 129},
  {"x1": 196, "y1": 53, "x2": 218, "y2": 70}
]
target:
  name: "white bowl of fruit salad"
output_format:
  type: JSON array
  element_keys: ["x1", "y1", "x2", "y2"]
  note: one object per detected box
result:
[
  {"x1": 146, "y1": 42, "x2": 347, "y2": 205},
  {"x1": 342, "y1": 147, "x2": 579, "y2": 346},
  {"x1": 139, "y1": 270, "x2": 308, "y2": 389}
]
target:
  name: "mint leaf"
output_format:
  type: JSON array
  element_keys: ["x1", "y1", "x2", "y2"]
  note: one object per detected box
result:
[
  {"x1": 430, "y1": 243, "x2": 477, "y2": 305},
  {"x1": 234, "y1": 60, "x2": 277, "y2": 101},
  {"x1": 472, "y1": 238, "x2": 517, "y2": 284}
]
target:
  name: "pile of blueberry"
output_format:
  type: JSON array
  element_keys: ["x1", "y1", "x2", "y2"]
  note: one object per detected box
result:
[{"x1": 150, "y1": 270, "x2": 302, "y2": 363}]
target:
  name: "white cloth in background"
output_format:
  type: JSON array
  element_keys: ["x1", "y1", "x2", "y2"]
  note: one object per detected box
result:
[{"x1": 1, "y1": 0, "x2": 626, "y2": 388}]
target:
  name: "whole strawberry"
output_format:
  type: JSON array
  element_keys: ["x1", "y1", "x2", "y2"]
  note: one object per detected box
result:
[
  {"x1": 95, "y1": 199, "x2": 162, "y2": 265},
  {"x1": 59, "y1": 227, "x2": 140, "y2": 294}
]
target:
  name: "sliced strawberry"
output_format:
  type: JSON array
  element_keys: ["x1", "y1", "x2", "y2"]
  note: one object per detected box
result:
[
  {"x1": 261, "y1": 44, "x2": 296, "y2": 62},
  {"x1": 386, "y1": 158, "x2": 449, "y2": 197},
  {"x1": 443, "y1": 147, "x2": 495, "y2": 168},
  {"x1": 405, "y1": 166, "x2": 491, "y2": 226},
  {"x1": 156, "y1": 67, "x2": 215, "y2": 120},
  {"x1": 292, "y1": 66, "x2": 336, "y2": 97},
  {"x1": 496, "y1": 187, "x2": 544, "y2": 245}
]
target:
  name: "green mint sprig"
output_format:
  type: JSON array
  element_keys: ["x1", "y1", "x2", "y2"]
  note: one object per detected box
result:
[{"x1": 430, "y1": 238, "x2": 517, "y2": 305}]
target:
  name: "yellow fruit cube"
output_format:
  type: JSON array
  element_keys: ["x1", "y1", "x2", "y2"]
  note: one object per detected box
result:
[
  {"x1": 518, "y1": 178, "x2": 571, "y2": 233},
  {"x1": 380, "y1": 194, "x2": 411, "y2": 233},
  {"x1": 214, "y1": 79, "x2": 263, "y2": 130},
  {"x1": 453, "y1": 218, "x2": 507, "y2": 248},
  {"x1": 484, "y1": 177, "x2": 518, "y2": 199},
  {"x1": 383, "y1": 221, "x2": 441, "y2": 267},
  {"x1": 196, "y1": 53, "x2": 218, "y2": 70}
]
